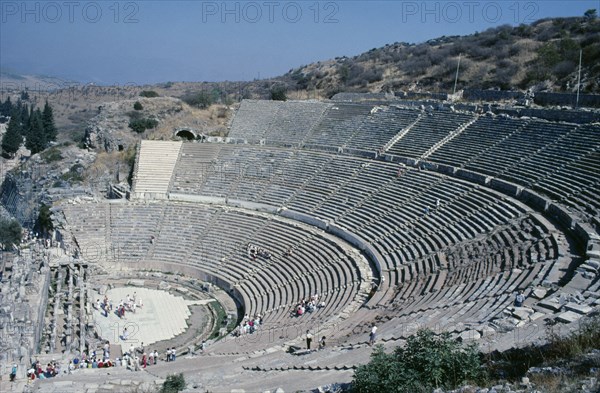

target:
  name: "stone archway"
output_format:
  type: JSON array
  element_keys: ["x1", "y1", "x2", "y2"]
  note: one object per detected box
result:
[{"x1": 174, "y1": 128, "x2": 207, "y2": 142}]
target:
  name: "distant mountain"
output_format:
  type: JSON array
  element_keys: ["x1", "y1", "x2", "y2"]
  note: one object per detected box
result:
[
  {"x1": 0, "y1": 68, "x2": 79, "y2": 91},
  {"x1": 277, "y1": 16, "x2": 600, "y2": 97}
]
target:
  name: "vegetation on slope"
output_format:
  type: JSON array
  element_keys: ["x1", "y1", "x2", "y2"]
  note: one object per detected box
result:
[
  {"x1": 283, "y1": 15, "x2": 600, "y2": 97},
  {"x1": 353, "y1": 315, "x2": 600, "y2": 393}
]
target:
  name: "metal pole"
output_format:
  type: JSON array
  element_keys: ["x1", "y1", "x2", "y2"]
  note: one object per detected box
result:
[
  {"x1": 576, "y1": 49, "x2": 582, "y2": 108},
  {"x1": 453, "y1": 53, "x2": 462, "y2": 95}
]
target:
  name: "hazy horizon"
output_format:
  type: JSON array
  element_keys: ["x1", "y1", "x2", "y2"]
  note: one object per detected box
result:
[{"x1": 1, "y1": 1, "x2": 597, "y2": 85}]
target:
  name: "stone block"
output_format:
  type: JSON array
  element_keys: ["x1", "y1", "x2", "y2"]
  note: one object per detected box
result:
[
  {"x1": 512, "y1": 309, "x2": 531, "y2": 321},
  {"x1": 556, "y1": 311, "x2": 581, "y2": 323},
  {"x1": 531, "y1": 287, "x2": 548, "y2": 299},
  {"x1": 458, "y1": 330, "x2": 481, "y2": 341},
  {"x1": 537, "y1": 299, "x2": 562, "y2": 312},
  {"x1": 564, "y1": 302, "x2": 593, "y2": 315},
  {"x1": 479, "y1": 325, "x2": 496, "y2": 337},
  {"x1": 529, "y1": 312, "x2": 546, "y2": 321}
]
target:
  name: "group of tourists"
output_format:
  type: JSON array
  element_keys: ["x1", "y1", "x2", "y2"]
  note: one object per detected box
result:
[
  {"x1": 293, "y1": 294, "x2": 325, "y2": 317},
  {"x1": 25, "y1": 359, "x2": 61, "y2": 380},
  {"x1": 246, "y1": 243, "x2": 272, "y2": 260},
  {"x1": 305, "y1": 330, "x2": 326, "y2": 351},
  {"x1": 94, "y1": 292, "x2": 143, "y2": 319},
  {"x1": 236, "y1": 313, "x2": 264, "y2": 335}
]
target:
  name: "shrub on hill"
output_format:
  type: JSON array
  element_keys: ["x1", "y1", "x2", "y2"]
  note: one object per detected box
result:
[
  {"x1": 352, "y1": 329, "x2": 484, "y2": 393},
  {"x1": 133, "y1": 101, "x2": 143, "y2": 110},
  {"x1": 161, "y1": 373, "x2": 186, "y2": 393},
  {"x1": 37, "y1": 204, "x2": 54, "y2": 234},
  {"x1": 40, "y1": 147, "x2": 63, "y2": 163},
  {"x1": 128, "y1": 118, "x2": 158, "y2": 133},
  {"x1": 181, "y1": 91, "x2": 213, "y2": 108},
  {"x1": 0, "y1": 217, "x2": 22, "y2": 250},
  {"x1": 270, "y1": 85, "x2": 287, "y2": 101},
  {"x1": 139, "y1": 90, "x2": 159, "y2": 98}
]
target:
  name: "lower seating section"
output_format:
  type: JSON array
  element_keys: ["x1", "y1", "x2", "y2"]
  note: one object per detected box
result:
[{"x1": 60, "y1": 201, "x2": 363, "y2": 351}]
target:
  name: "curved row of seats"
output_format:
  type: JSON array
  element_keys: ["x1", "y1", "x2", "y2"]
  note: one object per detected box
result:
[
  {"x1": 60, "y1": 201, "x2": 364, "y2": 351},
  {"x1": 228, "y1": 99, "x2": 600, "y2": 221},
  {"x1": 165, "y1": 144, "x2": 563, "y2": 333},
  {"x1": 229, "y1": 100, "x2": 330, "y2": 145}
]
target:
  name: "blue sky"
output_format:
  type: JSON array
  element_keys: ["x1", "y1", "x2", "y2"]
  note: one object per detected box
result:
[{"x1": 0, "y1": 1, "x2": 597, "y2": 84}]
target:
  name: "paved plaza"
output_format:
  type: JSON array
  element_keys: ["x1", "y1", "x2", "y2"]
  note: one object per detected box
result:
[{"x1": 92, "y1": 287, "x2": 210, "y2": 347}]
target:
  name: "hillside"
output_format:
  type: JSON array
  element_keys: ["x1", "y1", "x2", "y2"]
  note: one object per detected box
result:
[
  {"x1": 280, "y1": 16, "x2": 600, "y2": 97},
  {"x1": 0, "y1": 69, "x2": 77, "y2": 91},
  {"x1": 1, "y1": 16, "x2": 598, "y2": 148}
]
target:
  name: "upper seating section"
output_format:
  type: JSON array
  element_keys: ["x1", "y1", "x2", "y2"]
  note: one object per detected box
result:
[
  {"x1": 228, "y1": 100, "x2": 330, "y2": 145},
  {"x1": 386, "y1": 110, "x2": 476, "y2": 157},
  {"x1": 345, "y1": 106, "x2": 421, "y2": 151}
]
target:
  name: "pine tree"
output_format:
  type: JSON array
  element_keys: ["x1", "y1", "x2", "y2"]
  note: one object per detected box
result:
[
  {"x1": 42, "y1": 101, "x2": 57, "y2": 142},
  {"x1": 0, "y1": 96, "x2": 13, "y2": 117},
  {"x1": 1, "y1": 110, "x2": 23, "y2": 157},
  {"x1": 19, "y1": 101, "x2": 29, "y2": 130},
  {"x1": 25, "y1": 110, "x2": 47, "y2": 154}
]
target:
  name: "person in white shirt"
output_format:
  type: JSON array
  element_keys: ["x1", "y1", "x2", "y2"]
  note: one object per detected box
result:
[{"x1": 369, "y1": 325, "x2": 377, "y2": 345}]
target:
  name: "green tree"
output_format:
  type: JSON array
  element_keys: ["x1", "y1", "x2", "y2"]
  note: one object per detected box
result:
[
  {"x1": 26, "y1": 110, "x2": 47, "y2": 154},
  {"x1": 133, "y1": 101, "x2": 143, "y2": 110},
  {"x1": 161, "y1": 373, "x2": 186, "y2": 393},
  {"x1": 0, "y1": 96, "x2": 13, "y2": 117},
  {"x1": 37, "y1": 204, "x2": 54, "y2": 234},
  {"x1": 1, "y1": 110, "x2": 23, "y2": 157},
  {"x1": 19, "y1": 102, "x2": 29, "y2": 130},
  {"x1": 0, "y1": 218, "x2": 22, "y2": 250},
  {"x1": 270, "y1": 85, "x2": 287, "y2": 101},
  {"x1": 182, "y1": 91, "x2": 213, "y2": 108},
  {"x1": 42, "y1": 101, "x2": 57, "y2": 142},
  {"x1": 352, "y1": 329, "x2": 484, "y2": 393},
  {"x1": 584, "y1": 9, "x2": 597, "y2": 20},
  {"x1": 139, "y1": 90, "x2": 159, "y2": 98},
  {"x1": 128, "y1": 118, "x2": 158, "y2": 133}
]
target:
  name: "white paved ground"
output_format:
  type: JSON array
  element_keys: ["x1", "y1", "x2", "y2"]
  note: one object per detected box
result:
[{"x1": 91, "y1": 287, "x2": 209, "y2": 347}]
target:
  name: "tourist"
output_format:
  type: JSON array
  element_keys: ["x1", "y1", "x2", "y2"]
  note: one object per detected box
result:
[
  {"x1": 122, "y1": 327, "x2": 129, "y2": 341},
  {"x1": 148, "y1": 351, "x2": 154, "y2": 365},
  {"x1": 10, "y1": 363, "x2": 17, "y2": 381},
  {"x1": 319, "y1": 336, "x2": 326, "y2": 350},
  {"x1": 514, "y1": 291, "x2": 525, "y2": 307},
  {"x1": 166, "y1": 348, "x2": 172, "y2": 362},
  {"x1": 171, "y1": 347, "x2": 176, "y2": 361},
  {"x1": 369, "y1": 325, "x2": 377, "y2": 346},
  {"x1": 306, "y1": 330, "x2": 313, "y2": 350}
]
